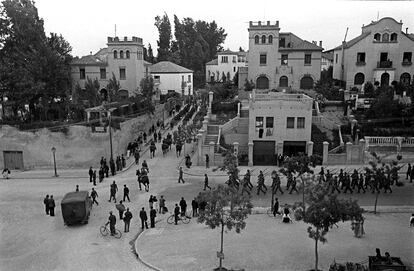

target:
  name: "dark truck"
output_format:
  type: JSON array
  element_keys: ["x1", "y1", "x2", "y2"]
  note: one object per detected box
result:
[
  {"x1": 368, "y1": 256, "x2": 407, "y2": 271},
  {"x1": 61, "y1": 191, "x2": 92, "y2": 225}
]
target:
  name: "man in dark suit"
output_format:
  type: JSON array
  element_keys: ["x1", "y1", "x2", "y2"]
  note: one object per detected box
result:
[
  {"x1": 48, "y1": 195, "x2": 55, "y2": 216},
  {"x1": 149, "y1": 207, "x2": 156, "y2": 228},
  {"x1": 139, "y1": 207, "x2": 148, "y2": 230},
  {"x1": 89, "y1": 167, "x2": 93, "y2": 182}
]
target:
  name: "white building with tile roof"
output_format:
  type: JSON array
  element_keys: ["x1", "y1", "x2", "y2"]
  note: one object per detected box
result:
[
  {"x1": 205, "y1": 49, "x2": 247, "y2": 83},
  {"x1": 150, "y1": 61, "x2": 193, "y2": 96}
]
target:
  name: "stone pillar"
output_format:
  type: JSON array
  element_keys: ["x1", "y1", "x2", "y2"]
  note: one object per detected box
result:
[
  {"x1": 351, "y1": 119, "x2": 358, "y2": 144},
  {"x1": 202, "y1": 116, "x2": 209, "y2": 131},
  {"x1": 358, "y1": 139, "x2": 365, "y2": 164},
  {"x1": 307, "y1": 141, "x2": 314, "y2": 157},
  {"x1": 209, "y1": 141, "x2": 215, "y2": 166},
  {"x1": 237, "y1": 102, "x2": 241, "y2": 117},
  {"x1": 233, "y1": 142, "x2": 239, "y2": 166},
  {"x1": 208, "y1": 91, "x2": 213, "y2": 115},
  {"x1": 322, "y1": 141, "x2": 329, "y2": 165},
  {"x1": 86, "y1": 111, "x2": 91, "y2": 123},
  {"x1": 248, "y1": 141, "x2": 254, "y2": 167},
  {"x1": 197, "y1": 133, "x2": 203, "y2": 165},
  {"x1": 346, "y1": 142, "x2": 353, "y2": 164},
  {"x1": 277, "y1": 142, "x2": 284, "y2": 156}
]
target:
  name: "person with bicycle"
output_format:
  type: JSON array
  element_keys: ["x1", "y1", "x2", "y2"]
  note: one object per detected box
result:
[
  {"x1": 106, "y1": 211, "x2": 116, "y2": 235},
  {"x1": 174, "y1": 204, "x2": 180, "y2": 225}
]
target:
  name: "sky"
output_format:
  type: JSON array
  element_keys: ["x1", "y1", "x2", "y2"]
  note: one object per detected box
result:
[{"x1": 35, "y1": 0, "x2": 414, "y2": 58}]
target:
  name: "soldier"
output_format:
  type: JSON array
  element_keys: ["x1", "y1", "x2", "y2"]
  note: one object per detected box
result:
[
  {"x1": 149, "y1": 206, "x2": 156, "y2": 228},
  {"x1": 357, "y1": 173, "x2": 366, "y2": 193},
  {"x1": 89, "y1": 167, "x2": 93, "y2": 182},
  {"x1": 272, "y1": 173, "x2": 284, "y2": 195},
  {"x1": 286, "y1": 172, "x2": 293, "y2": 191},
  {"x1": 123, "y1": 184, "x2": 130, "y2": 202},
  {"x1": 331, "y1": 176, "x2": 341, "y2": 194},
  {"x1": 241, "y1": 177, "x2": 251, "y2": 196},
  {"x1": 178, "y1": 167, "x2": 185, "y2": 183},
  {"x1": 48, "y1": 195, "x2": 56, "y2": 216},
  {"x1": 343, "y1": 174, "x2": 353, "y2": 194},
  {"x1": 245, "y1": 170, "x2": 253, "y2": 190},
  {"x1": 406, "y1": 163, "x2": 411, "y2": 180},
  {"x1": 371, "y1": 176, "x2": 380, "y2": 194},
  {"x1": 383, "y1": 177, "x2": 393, "y2": 193},
  {"x1": 203, "y1": 174, "x2": 211, "y2": 190},
  {"x1": 256, "y1": 171, "x2": 267, "y2": 195},
  {"x1": 109, "y1": 181, "x2": 118, "y2": 203},
  {"x1": 351, "y1": 169, "x2": 359, "y2": 190},
  {"x1": 139, "y1": 207, "x2": 148, "y2": 230},
  {"x1": 123, "y1": 208, "x2": 133, "y2": 233},
  {"x1": 339, "y1": 169, "x2": 345, "y2": 190},
  {"x1": 289, "y1": 177, "x2": 299, "y2": 194},
  {"x1": 91, "y1": 188, "x2": 99, "y2": 205},
  {"x1": 43, "y1": 195, "x2": 50, "y2": 215}
]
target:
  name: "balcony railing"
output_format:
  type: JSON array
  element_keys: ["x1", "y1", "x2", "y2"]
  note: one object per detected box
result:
[
  {"x1": 377, "y1": 61, "x2": 392, "y2": 68},
  {"x1": 355, "y1": 61, "x2": 366, "y2": 66},
  {"x1": 402, "y1": 61, "x2": 412, "y2": 66}
]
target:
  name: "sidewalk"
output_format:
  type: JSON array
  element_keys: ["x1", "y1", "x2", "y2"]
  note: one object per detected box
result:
[{"x1": 136, "y1": 212, "x2": 414, "y2": 271}]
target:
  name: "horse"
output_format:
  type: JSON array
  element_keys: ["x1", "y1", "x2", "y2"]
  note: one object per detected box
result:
[{"x1": 137, "y1": 174, "x2": 150, "y2": 192}]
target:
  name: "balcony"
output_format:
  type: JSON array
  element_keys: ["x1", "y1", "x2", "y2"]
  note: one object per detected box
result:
[
  {"x1": 377, "y1": 61, "x2": 393, "y2": 68},
  {"x1": 355, "y1": 61, "x2": 366, "y2": 66},
  {"x1": 276, "y1": 66, "x2": 293, "y2": 74},
  {"x1": 402, "y1": 61, "x2": 412, "y2": 66}
]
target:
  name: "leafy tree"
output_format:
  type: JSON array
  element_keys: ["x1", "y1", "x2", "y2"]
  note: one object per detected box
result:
[
  {"x1": 299, "y1": 182, "x2": 363, "y2": 271},
  {"x1": 139, "y1": 76, "x2": 155, "y2": 114},
  {"x1": 154, "y1": 12, "x2": 172, "y2": 61},
  {"x1": 366, "y1": 90, "x2": 405, "y2": 119},
  {"x1": 232, "y1": 71, "x2": 238, "y2": 86},
  {"x1": 84, "y1": 77, "x2": 100, "y2": 106},
  {"x1": 363, "y1": 81, "x2": 374, "y2": 97},
  {"x1": 320, "y1": 66, "x2": 333, "y2": 85},
  {"x1": 221, "y1": 72, "x2": 226, "y2": 83},
  {"x1": 197, "y1": 184, "x2": 252, "y2": 270},
  {"x1": 106, "y1": 72, "x2": 121, "y2": 102},
  {"x1": 244, "y1": 79, "x2": 255, "y2": 91},
  {"x1": 238, "y1": 46, "x2": 244, "y2": 52},
  {"x1": 147, "y1": 43, "x2": 155, "y2": 63}
]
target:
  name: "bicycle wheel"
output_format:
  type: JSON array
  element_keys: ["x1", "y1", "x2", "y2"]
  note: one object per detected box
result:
[
  {"x1": 266, "y1": 208, "x2": 274, "y2": 217},
  {"x1": 114, "y1": 229, "x2": 122, "y2": 239},
  {"x1": 181, "y1": 216, "x2": 190, "y2": 224},
  {"x1": 100, "y1": 226, "x2": 109, "y2": 236},
  {"x1": 167, "y1": 215, "x2": 175, "y2": 224}
]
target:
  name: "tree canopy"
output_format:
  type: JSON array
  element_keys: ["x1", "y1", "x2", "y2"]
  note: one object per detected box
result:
[{"x1": 154, "y1": 13, "x2": 172, "y2": 62}]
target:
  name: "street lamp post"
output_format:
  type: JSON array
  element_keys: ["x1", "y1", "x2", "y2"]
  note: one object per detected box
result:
[
  {"x1": 108, "y1": 112, "x2": 113, "y2": 161},
  {"x1": 51, "y1": 146, "x2": 58, "y2": 177}
]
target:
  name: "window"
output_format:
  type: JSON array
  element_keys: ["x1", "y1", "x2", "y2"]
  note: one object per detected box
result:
[
  {"x1": 126, "y1": 50, "x2": 130, "y2": 59},
  {"x1": 382, "y1": 33, "x2": 389, "y2": 42},
  {"x1": 100, "y1": 68, "x2": 106, "y2": 79},
  {"x1": 233, "y1": 67, "x2": 236, "y2": 72},
  {"x1": 335, "y1": 54, "x2": 338, "y2": 63},
  {"x1": 354, "y1": 73, "x2": 365, "y2": 85},
  {"x1": 297, "y1": 117, "x2": 305, "y2": 129},
  {"x1": 304, "y1": 54, "x2": 311, "y2": 65},
  {"x1": 268, "y1": 35, "x2": 273, "y2": 44},
  {"x1": 154, "y1": 75, "x2": 160, "y2": 80},
  {"x1": 260, "y1": 54, "x2": 267, "y2": 65},
  {"x1": 119, "y1": 68, "x2": 126, "y2": 80},
  {"x1": 221, "y1": 56, "x2": 228, "y2": 63},
  {"x1": 403, "y1": 52, "x2": 412, "y2": 63},
  {"x1": 266, "y1": 117, "x2": 274, "y2": 136},
  {"x1": 357, "y1": 52, "x2": 366, "y2": 64},
  {"x1": 390, "y1": 33, "x2": 397, "y2": 42},
  {"x1": 261, "y1": 35, "x2": 266, "y2": 44},
  {"x1": 279, "y1": 76, "x2": 288, "y2": 87},
  {"x1": 188, "y1": 75, "x2": 191, "y2": 82},
  {"x1": 279, "y1": 38, "x2": 285, "y2": 48},
  {"x1": 113, "y1": 50, "x2": 118, "y2": 59},
  {"x1": 232, "y1": 56, "x2": 236, "y2": 63},
  {"x1": 256, "y1": 117, "x2": 264, "y2": 138},
  {"x1": 182, "y1": 75, "x2": 184, "y2": 82},
  {"x1": 281, "y1": 54, "x2": 288, "y2": 65},
  {"x1": 120, "y1": 50, "x2": 124, "y2": 59},
  {"x1": 79, "y1": 68, "x2": 85, "y2": 79},
  {"x1": 287, "y1": 117, "x2": 294, "y2": 129},
  {"x1": 137, "y1": 50, "x2": 143, "y2": 60},
  {"x1": 255, "y1": 35, "x2": 259, "y2": 44},
  {"x1": 374, "y1": 33, "x2": 381, "y2": 41}
]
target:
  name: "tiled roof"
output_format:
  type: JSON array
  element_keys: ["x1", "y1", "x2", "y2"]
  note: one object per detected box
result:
[
  {"x1": 150, "y1": 61, "x2": 193, "y2": 73},
  {"x1": 322, "y1": 52, "x2": 334, "y2": 61},
  {"x1": 206, "y1": 59, "x2": 218, "y2": 65},
  {"x1": 279, "y1": 40, "x2": 323, "y2": 51},
  {"x1": 94, "y1": 48, "x2": 108, "y2": 57},
  {"x1": 217, "y1": 49, "x2": 239, "y2": 55},
  {"x1": 402, "y1": 32, "x2": 414, "y2": 42},
  {"x1": 362, "y1": 17, "x2": 402, "y2": 29},
  {"x1": 71, "y1": 55, "x2": 107, "y2": 66},
  {"x1": 331, "y1": 32, "x2": 371, "y2": 51}
]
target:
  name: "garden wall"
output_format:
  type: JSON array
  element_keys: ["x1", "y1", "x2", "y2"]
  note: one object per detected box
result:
[{"x1": 0, "y1": 106, "x2": 164, "y2": 169}]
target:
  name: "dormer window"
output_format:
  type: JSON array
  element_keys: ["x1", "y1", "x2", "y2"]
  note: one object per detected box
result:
[
  {"x1": 374, "y1": 33, "x2": 381, "y2": 41},
  {"x1": 120, "y1": 50, "x2": 124, "y2": 59},
  {"x1": 261, "y1": 35, "x2": 266, "y2": 44},
  {"x1": 390, "y1": 33, "x2": 397, "y2": 42},
  {"x1": 255, "y1": 35, "x2": 259, "y2": 44},
  {"x1": 126, "y1": 50, "x2": 130, "y2": 59},
  {"x1": 113, "y1": 50, "x2": 118, "y2": 59}
]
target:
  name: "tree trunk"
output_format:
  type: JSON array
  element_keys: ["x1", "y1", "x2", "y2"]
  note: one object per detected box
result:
[
  {"x1": 219, "y1": 221, "x2": 224, "y2": 270},
  {"x1": 315, "y1": 229, "x2": 319, "y2": 271},
  {"x1": 374, "y1": 191, "x2": 379, "y2": 214},
  {"x1": 271, "y1": 189, "x2": 274, "y2": 211}
]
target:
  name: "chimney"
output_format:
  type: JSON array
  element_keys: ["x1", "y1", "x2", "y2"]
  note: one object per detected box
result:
[
  {"x1": 267, "y1": 21, "x2": 270, "y2": 26},
  {"x1": 319, "y1": 41, "x2": 322, "y2": 47},
  {"x1": 90, "y1": 51, "x2": 92, "y2": 55},
  {"x1": 406, "y1": 28, "x2": 409, "y2": 34}
]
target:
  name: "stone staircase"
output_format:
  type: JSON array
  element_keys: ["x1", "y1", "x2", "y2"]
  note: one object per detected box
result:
[
  {"x1": 204, "y1": 125, "x2": 219, "y2": 145},
  {"x1": 204, "y1": 134, "x2": 219, "y2": 145}
]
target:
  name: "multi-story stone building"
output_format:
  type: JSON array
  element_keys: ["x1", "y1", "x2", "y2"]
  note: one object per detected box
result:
[
  {"x1": 332, "y1": 17, "x2": 414, "y2": 89},
  {"x1": 239, "y1": 21, "x2": 322, "y2": 91},
  {"x1": 205, "y1": 49, "x2": 247, "y2": 83},
  {"x1": 71, "y1": 36, "x2": 146, "y2": 98}
]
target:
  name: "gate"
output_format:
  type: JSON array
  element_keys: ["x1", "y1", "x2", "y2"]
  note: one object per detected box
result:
[
  {"x1": 3, "y1": 151, "x2": 24, "y2": 170},
  {"x1": 253, "y1": 141, "x2": 275, "y2": 165}
]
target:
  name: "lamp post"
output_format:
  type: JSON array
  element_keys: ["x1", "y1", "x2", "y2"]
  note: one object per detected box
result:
[
  {"x1": 108, "y1": 111, "x2": 114, "y2": 161},
  {"x1": 51, "y1": 146, "x2": 58, "y2": 177}
]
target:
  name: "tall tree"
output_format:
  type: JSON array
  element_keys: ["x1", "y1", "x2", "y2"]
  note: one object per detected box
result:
[
  {"x1": 154, "y1": 13, "x2": 172, "y2": 62},
  {"x1": 147, "y1": 43, "x2": 155, "y2": 63},
  {"x1": 106, "y1": 72, "x2": 121, "y2": 102}
]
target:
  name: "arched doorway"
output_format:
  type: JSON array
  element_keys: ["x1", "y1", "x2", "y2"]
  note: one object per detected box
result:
[
  {"x1": 381, "y1": 72, "x2": 390, "y2": 86},
  {"x1": 300, "y1": 76, "x2": 314, "y2": 89},
  {"x1": 354, "y1": 73, "x2": 365, "y2": 85},
  {"x1": 279, "y1": 76, "x2": 288, "y2": 87},
  {"x1": 117, "y1": 89, "x2": 129, "y2": 100},
  {"x1": 100, "y1": 88, "x2": 108, "y2": 101},
  {"x1": 400, "y1": 73, "x2": 411, "y2": 86},
  {"x1": 256, "y1": 76, "x2": 269, "y2": 89}
]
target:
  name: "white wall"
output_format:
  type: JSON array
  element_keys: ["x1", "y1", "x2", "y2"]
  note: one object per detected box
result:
[
  {"x1": 152, "y1": 72, "x2": 193, "y2": 95},
  {"x1": 206, "y1": 54, "x2": 247, "y2": 82}
]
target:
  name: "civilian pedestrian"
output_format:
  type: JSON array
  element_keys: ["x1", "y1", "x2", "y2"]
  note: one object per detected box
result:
[
  {"x1": 139, "y1": 207, "x2": 149, "y2": 230},
  {"x1": 43, "y1": 195, "x2": 50, "y2": 215},
  {"x1": 150, "y1": 206, "x2": 156, "y2": 228},
  {"x1": 123, "y1": 184, "x2": 130, "y2": 202},
  {"x1": 123, "y1": 208, "x2": 133, "y2": 233},
  {"x1": 48, "y1": 195, "x2": 55, "y2": 216},
  {"x1": 91, "y1": 188, "x2": 98, "y2": 205}
]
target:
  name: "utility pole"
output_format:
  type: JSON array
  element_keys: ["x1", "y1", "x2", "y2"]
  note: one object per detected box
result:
[
  {"x1": 340, "y1": 27, "x2": 349, "y2": 87},
  {"x1": 109, "y1": 112, "x2": 113, "y2": 160}
]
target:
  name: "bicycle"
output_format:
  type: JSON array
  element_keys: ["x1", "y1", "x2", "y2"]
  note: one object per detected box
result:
[
  {"x1": 100, "y1": 224, "x2": 122, "y2": 238},
  {"x1": 167, "y1": 213, "x2": 190, "y2": 224}
]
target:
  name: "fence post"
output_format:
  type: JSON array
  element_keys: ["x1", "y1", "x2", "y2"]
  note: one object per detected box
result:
[
  {"x1": 307, "y1": 141, "x2": 314, "y2": 157},
  {"x1": 359, "y1": 139, "x2": 365, "y2": 164},
  {"x1": 209, "y1": 141, "x2": 215, "y2": 167},
  {"x1": 248, "y1": 141, "x2": 254, "y2": 167},
  {"x1": 197, "y1": 133, "x2": 203, "y2": 165},
  {"x1": 346, "y1": 142, "x2": 353, "y2": 164},
  {"x1": 322, "y1": 141, "x2": 329, "y2": 165}
]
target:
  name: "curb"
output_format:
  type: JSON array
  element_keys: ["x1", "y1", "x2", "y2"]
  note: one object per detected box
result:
[{"x1": 134, "y1": 224, "x2": 163, "y2": 271}]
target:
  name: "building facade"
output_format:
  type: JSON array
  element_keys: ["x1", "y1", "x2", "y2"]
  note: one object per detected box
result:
[
  {"x1": 205, "y1": 50, "x2": 247, "y2": 83},
  {"x1": 150, "y1": 61, "x2": 193, "y2": 96},
  {"x1": 332, "y1": 17, "x2": 414, "y2": 89},
  {"x1": 248, "y1": 91, "x2": 313, "y2": 165},
  {"x1": 240, "y1": 21, "x2": 322, "y2": 91},
  {"x1": 321, "y1": 51, "x2": 334, "y2": 71},
  {"x1": 71, "y1": 36, "x2": 146, "y2": 98}
]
